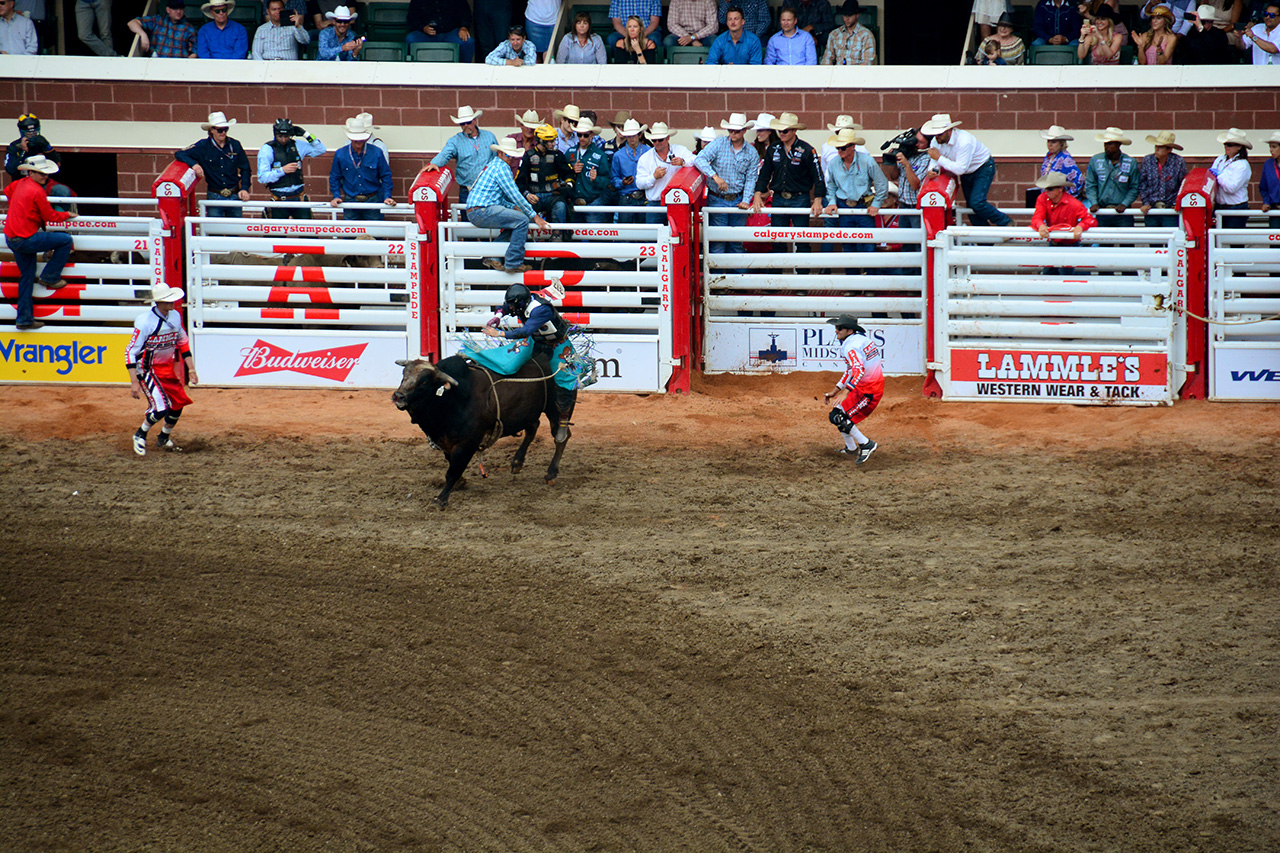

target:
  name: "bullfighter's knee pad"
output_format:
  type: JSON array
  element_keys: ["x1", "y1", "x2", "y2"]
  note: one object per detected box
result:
[{"x1": 829, "y1": 407, "x2": 853, "y2": 434}]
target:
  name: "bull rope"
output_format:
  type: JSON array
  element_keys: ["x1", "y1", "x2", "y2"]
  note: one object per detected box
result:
[{"x1": 469, "y1": 360, "x2": 557, "y2": 450}]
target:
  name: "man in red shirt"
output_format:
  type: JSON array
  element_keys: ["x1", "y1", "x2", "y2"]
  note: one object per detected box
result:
[
  {"x1": 3, "y1": 154, "x2": 75, "y2": 330},
  {"x1": 1031, "y1": 170, "x2": 1097, "y2": 240}
]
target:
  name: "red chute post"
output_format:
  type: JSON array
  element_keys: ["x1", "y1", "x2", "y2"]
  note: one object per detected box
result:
[
  {"x1": 151, "y1": 160, "x2": 200, "y2": 294},
  {"x1": 410, "y1": 167, "x2": 453, "y2": 361},
  {"x1": 661, "y1": 166, "x2": 705, "y2": 394},
  {"x1": 918, "y1": 173, "x2": 957, "y2": 399},
  {"x1": 1175, "y1": 169, "x2": 1214, "y2": 399}
]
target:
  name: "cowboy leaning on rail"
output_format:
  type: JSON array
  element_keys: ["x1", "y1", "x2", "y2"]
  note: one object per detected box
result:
[{"x1": 175, "y1": 111, "x2": 252, "y2": 218}]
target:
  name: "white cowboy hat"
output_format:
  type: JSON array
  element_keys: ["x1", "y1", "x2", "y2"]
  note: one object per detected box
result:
[
  {"x1": 450, "y1": 105, "x2": 483, "y2": 124},
  {"x1": 515, "y1": 109, "x2": 542, "y2": 129},
  {"x1": 152, "y1": 285, "x2": 185, "y2": 303},
  {"x1": 1267, "y1": 131, "x2": 1280, "y2": 144},
  {"x1": 886, "y1": 181, "x2": 899, "y2": 196},
  {"x1": 344, "y1": 117, "x2": 372, "y2": 141},
  {"x1": 920, "y1": 113, "x2": 962, "y2": 136},
  {"x1": 720, "y1": 113, "x2": 751, "y2": 131},
  {"x1": 826, "y1": 114, "x2": 862, "y2": 133},
  {"x1": 752, "y1": 113, "x2": 776, "y2": 132},
  {"x1": 572, "y1": 116, "x2": 603, "y2": 134},
  {"x1": 1095, "y1": 127, "x2": 1132, "y2": 144},
  {"x1": 355, "y1": 112, "x2": 377, "y2": 132},
  {"x1": 17, "y1": 154, "x2": 58, "y2": 175},
  {"x1": 325, "y1": 5, "x2": 357, "y2": 21},
  {"x1": 647, "y1": 122, "x2": 675, "y2": 141},
  {"x1": 489, "y1": 137, "x2": 523, "y2": 158},
  {"x1": 769, "y1": 112, "x2": 807, "y2": 132},
  {"x1": 1217, "y1": 128, "x2": 1253, "y2": 149},
  {"x1": 553, "y1": 104, "x2": 582, "y2": 122},
  {"x1": 1195, "y1": 4, "x2": 1217, "y2": 21},
  {"x1": 1035, "y1": 171, "x2": 1069, "y2": 189},
  {"x1": 825, "y1": 128, "x2": 864, "y2": 148},
  {"x1": 617, "y1": 118, "x2": 648, "y2": 137},
  {"x1": 1039, "y1": 125, "x2": 1073, "y2": 141},
  {"x1": 201, "y1": 0, "x2": 234, "y2": 18},
  {"x1": 696, "y1": 126, "x2": 719, "y2": 144},
  {"x1": 1144, "y1": 130, "x2": 1183, "y2": 150},
  {"x1": 200, "y1": 111, "x2": 236, "y2": 131}
]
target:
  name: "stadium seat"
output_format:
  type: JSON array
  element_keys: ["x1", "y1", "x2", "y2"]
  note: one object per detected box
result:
[
  {"x1": 1118, "y1": 44, "x2": 1136, "y2": 65},
  {"x1": 362, "y1": 2, "x2": 407, "y2": 42},
  {"x1": 230, "y1": 0, "x2": 261, "y2": 29},
  {"x1": 666, "y1": 45, "x2": 709, "y2": 64},
  {"x1": 409, "y1": 41, "x2": 460, "y2": 62},
  {"x1": 859, "y1": 7, "x2": 876, "y2": 28},
  {"x1": 359, "y1": 39, "x2": 405, "y2": 61},
  {"x1": 1029, "y1": 44, "x2": 1077, "y2": 65}
]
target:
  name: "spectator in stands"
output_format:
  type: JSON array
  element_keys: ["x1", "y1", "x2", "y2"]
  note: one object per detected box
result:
[
  {"x1": 329, "y1": 117, "x2": 394, "y2": 221},
  {"x1": 1031, "y1": 171, "x2": 1097, "y2": 240},
  {"x1": 127, "y1": 1, "x2": 197, "y2": 57},
  {"x1": 1182, "y1": 4, "x2": 1235, "y2": 62},
  {"x1": 718, "y1": 0, "x2": 771, "y2": 40},
  {"x1": 793, "y1": 0, "x2": 835, "y2": 53},
  {"x1": 636, "y1": 122, "x2": 692, "y2": 222},
  {"x1": 1039, "y1": 125, "x2": 1084, "y2": 197},
  {"x1": 553, "y1": 104, "x2": 583, "y2": 155},
  {"x1": 508, "y1": 109, "x2": 542, "y2": 152},
  {"x1": 1210, "y1": 128, "x2": 1253, "y2": 212},
  {"x1": 467, "y1": 138, "x2": 548, "y2": 274},
  {"x1": 707, "y1": 6, "x2": 762, "y2": 64},
  {"x1": 175, "y1": 111, "x2": 252, "y2": 217},
  {"x1": 973, "y1": 0, "x2": 1011, "y2": 40},
  {"x1": 752, "y1": 112, "x2": 778, "y2": 158},
  {"x1": 753, "y1": 112, "x2": 825, "y2": 251},
  {"x1": 922, "y1": 113, "x2": 1012, "y2": 227},
  {"x1": 253, "y1": 0, "x2": 310, "y2": 60},
  {"x1": 1085, "y1": 127, "x2": 1140, "y2": 227},
  {"x1": 1133, "y1": 4, "x2": 1179, "y2": 63},
  {"x1": 608, "y1": 0, "x2": 662, "y2": 50},
  {"x1": 1260, "y1": 131, "x2": 1280, "y2": 227},
  {"x1": 1202, "y1": 0, "x2": 1244, "y2": 47},
  {"x1": 0, "y1": 0, "x2": 37, "y2": 54},
  {"x1": 1140, "y1": 0, "x2": 1196, "y2": 34},
  {"x1": 1077, "y1": 6, "x2": 1124, "y2": 62},
  {"x1": 77, "y1": 0, "x2": 118, "y2": 56},
  {"x1": 3, "y1": 155, "x2": 75, "y2": 331},
  {"x1": 425, "y1": 105, "x2": 495, "y2": 204},
  {"x1": 1033, "y1": 0, "x2": 1082, "y2": 44},
  {"x1": 1137, "y1": 131, "x2": 1187, "y2": 226},
  {"x1": 524, "y1": 0, "x2": 561, "y2": 62},
  {"x1": 406, "y1": 0, "x2": 475, "y2": 63},
  {"x1": 257, "y1": 117, "x2": 326, "y2": 219},
  {"x1": 975, "y1": 12, "x2": 1026, "y2": 63},
  {"x1": 611, "y1": 119, "x2": 652, "y2": 223},
  {"x1": 821, "y1": 0, "x2": 876, "y2": 64},
  {"x1": 823, "y1": 128, "x2": 888, "y2": 261},
  {"x1": 1241, "y1": 2, "x2": 1280, "y2": 63},
  {"x1": 557, "y1": 11, "x2": 606, "y2": 63},
  {"x1": 197, "y1": 0, "x2": 248, "y2": 59},
  {"x1": 766, "y1": 7, "x2": 817, "y2": 64},
  {"x1": 14, "y1": 0, "x2": 48, "y2": 52},
  {"x1": 485, "y1": 24, "x2": 535, "y2": 65},
  {"x1": 518, "y1": 124, "x2": 573, "y2": 230},
  {"x1": 666, "y1": 0, "x2": 718, "y2": 47},
  {"x1": 615, "y1": 14, "x2": 657, "y2": 63},
  {"x1": 567, "y1": 116, "x2": 613, "y2": 224},
  {"x1": 694, "y1": 113, "x2": 759, "y2": 270},
  {"x1": 472, "y1": 0, "x2": 511, "y2": 59},
  {"x1": 318, "y1": 5, "x2": 363, "y2": 60}
]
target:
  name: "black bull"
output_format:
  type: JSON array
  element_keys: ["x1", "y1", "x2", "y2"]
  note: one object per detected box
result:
[{"x1": 391, "y1": 354, "x2": 571, "y2": 507}]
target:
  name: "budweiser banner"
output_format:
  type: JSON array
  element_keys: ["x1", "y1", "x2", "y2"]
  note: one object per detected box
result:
[
  {"x1": 947, "y1": 348, "x2": 1172, "y2": 404},
  {"x1": 192, "y1": 332, "x2": 407, "y2": 388}
]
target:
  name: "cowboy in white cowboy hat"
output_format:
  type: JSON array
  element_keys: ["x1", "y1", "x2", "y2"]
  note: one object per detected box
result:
[
  {"x1": 1031, "y1": 170, "x2": 1097, "y2": 242},
  {"x1": 1085, "y1": 127, "x2": 1139, "y2": 221},
  {"x1": 636, "y1": 122, "x2": 693, "y2": 215},
  {"x1": 566, "y1": 116, "x2": 612, "y2": 224},
  {"x1": 318, "y1": 5, "x2": 363, "y2": 61},
  {"x1": 921, "y1": 112, "x2": 1012, "y2": 227},
  {"x1": 822, "y1": 127, "x2": 887, "y2": 269},
  {"x1": 425, "y1": 105, "x2": 497, "y2": 204},
  {"x1": 613, "y1": 118, "x2": 653, "y2": 223},
  {"x1": 752, "y1": 112, "x2": 826, "y2": 230},
  {"x1": 552, "y1": 104, "x2": 582, "y2": 154},
  {"x1": 464, "y1": 136, "x2": 549, "y2": 273},
  {"x1": 328, "y1": 117, "x2": 394, "y2": 220},
  {"x1": 175, "y1": 111, "x2": 252, "y2": 216},
  {"x1": 1136, "y1": 131, "x2": 1187, "y2": 222},
  {"x1": 3, "y1": 153, "x2": 76, "y2": 330},
  {"x1": 693, "y1": 113, "x2": 761, "y2": 269},
  {"x1": 196, "y1": 0, "x2": 248, "y2": 59},
  {"x1": 819, "y1": 114, "x2": 869, "y2": 182},
  {"x1": 694, "y1": 126, "x2": 718, "y2": 153},
  {"x1": 126, "y1": 284, "x2": 198, "y2": 456},
  {"x1": 1211, "y1": 128, "x2": 1254, "y2": 211},
  {"x1": 1039, "y1": 125, "x2": 1083, "y2": 198},
  {"x1": 353, "y1": 112, "x2": 389, "y2": 165}
]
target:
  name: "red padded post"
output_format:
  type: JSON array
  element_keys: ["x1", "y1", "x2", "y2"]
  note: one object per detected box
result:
[
  {"x1": 1175, "y1": 168, "x2": 1214, "y2": 400},
  {"x1": 411, "y1": 167, "x2": 453, "y2": 361},
  {"x1": 661, "y1": 166, "x2": 705, "y2": 394},
  {"x1": 918, "y1": 173, "x2": 957, "y2": 399},
  {"x1": 151, "y1": 160, "x2": 200, "y2": 294}
]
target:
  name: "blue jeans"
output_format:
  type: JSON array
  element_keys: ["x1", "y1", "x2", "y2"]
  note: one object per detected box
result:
[
  {"x1": 530, "y1": 190, "x2": 567, "y2": 224},
  {"x1": 576, "y1": 193, "x2": 613, "y2": 225},
  {"x1": 615, "y1": 190, "x2": 648, "y2": 224},
  {"x1": 6, "y1": 231, "x2": 73, "y2": 326},
  {"x1": 706, "y1": 193, "x2": 748, "y2": 273},
  {"x1": 405, "y1": 27, "x2": 476, "y2": 63},
  {"x1": 342, "y1": 201, "x2": 384, "y2": 221},
  {"x1": 1096, "y1": 211, "x2": 1133, "y2": 228},
  {"x1": 960, "y1": 158, "x2": 1011, "y2": 227},
  {"x1": 523, "y1": 20, "x2": 554, "y2": 52},
  {"x1": 771, "y1": 193, "x2": 813, "y2": 251},
  {"x1": 205, "y1": 193, "x2": 241, "y2": 218},
  {"x1": 48, "y1": 183, "x2": 73, "y2": 213},
  {"x1": 467, "y1": 205, "x2": 530, "y2": 268}
]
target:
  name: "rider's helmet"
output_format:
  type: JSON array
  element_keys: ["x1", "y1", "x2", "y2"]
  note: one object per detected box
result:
[
  {"x1": 504, "y1": 284, "x2": 532, "y2": 314},
  {"x1": 534, "y1": 123, "x2": 558, "y2": 143},
  {"x1": 272, "y1": 117, "x2": 294, "y2": 136}
]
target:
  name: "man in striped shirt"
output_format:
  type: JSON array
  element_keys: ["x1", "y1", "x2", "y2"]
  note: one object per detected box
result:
[
  {"x1": 252, "y1": 0, "x2": 309, "y2": 60},
  {"x1": 466, "y1": 138, "x2": 549, "y2": 274}
]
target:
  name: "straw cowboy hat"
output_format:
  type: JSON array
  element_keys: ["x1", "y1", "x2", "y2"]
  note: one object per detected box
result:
[
  {"x1": 1035, "y1": 171, "x2": 1069, "y2": 189},
  {"x1": 608, "y1": 110, "x2": 632, "y2": 127},
  {"x1": 1194, "y1": 4, "x2": 1217, "y2": 22},
  {"x1": 325, "y1": 4, "x2": 357, "y2": 21},
  {"x1": 1095, "y1": 126, "x2": 1132, "y2": 144},
  {"x1": 920, "y1": 113, "x2": 962, "y2": 135},
  {"x1": 1144, "y1": 130, "x2": 1183, "y2": 150},
  {"x1": 696, "y1": 126, "x2": 718, "y2": 144},
  {"x1": 572, "y1": 116, "x2": 603, "y2": 134},
  {"x1": 752, "y1": 113, "x2": 776, "y2": 132},
  {"x1": 16, "y1": 154, "x2": 58, "y2": 175},
  {"x1": 826, "y1": 114, "x2": 862, "y2": 133},
  {"x1": 1039, "y1": 125, "x2": 1073, "y2": 141},
  {"x1": 450, "y1": 105, "x2": 483, "y2": 124},
  {"x1": 201, "y1": 0, "x2": 234, "y2": 18},
  {"x1": 647, "y1": 122, "x2": 675, "y2": 141},
  {"x1": 553, "y1": 104, "x2": 582, "y2": 122},
  {"x1": 720, "y1": 113, "x2": 751, "y2": 131},
  {"x1": 151, "y1": 285, "x2": 185, "y2": 303},
  {"x1": 826, "y1": 127, "x2": 865, "y2": 148},
  {"x1": 515, "y1": 109, "x2": 542, "y2": 129},
  {"x1": 344, "y1": 117, "x2": 372, "y2": 141},
  {"x1": 770, "y1": 112, "x2": 807, "y2": 132},
  {"x1": 1149, "y1": 4, "x2": 1175, "y2": 23},
  {"x1": 489, "y1": 137, "x2": 523, "y2": 158},
  {"x1": 617, "y1": 118, "x2": 648, "y2": 137},
  {"x1": 200, "y1": 111, "x2": 236, "y2": 131},
  {"x1": 1217, "y1": 128, "x2": 1252, "y2": 149}
]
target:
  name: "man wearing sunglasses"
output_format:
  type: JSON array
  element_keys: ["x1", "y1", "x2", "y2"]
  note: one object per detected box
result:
[
  {"x1": 1242, "y1": 3, "x2": 1280, "y2": 63},
  {"x1": 196, "y1": 0, "x2": 248, "y2": 59},
  {"x1": 425, "y1": 105, "x2": 496, "y2": 206},
  {"x1": 175, "y1": 112, "x2": 252, "y2": 218},
  {"x1": 567, "y1": 117, "x2": 614, "y2": 225}
]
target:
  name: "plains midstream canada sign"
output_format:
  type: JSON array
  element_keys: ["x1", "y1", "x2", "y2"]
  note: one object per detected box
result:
[{"x1": 703, "y1": 321, "x2": 924, "y2": 376}]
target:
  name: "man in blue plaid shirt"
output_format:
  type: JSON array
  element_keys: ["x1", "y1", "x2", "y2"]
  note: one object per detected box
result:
[
  {"x1": 466, "y1": 138, "x2": 549, "y2": 274},
  {"x1": 694, "y1": 112, "x2": 761, "y2": 270},
  {"x1": 609, "y1": 0, "x2": 662, "y2": 49},
  {"x1": 126, "y1": 0, "x2": 196, "y2": 58}
]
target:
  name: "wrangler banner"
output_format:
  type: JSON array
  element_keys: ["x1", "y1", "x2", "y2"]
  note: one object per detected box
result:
[{"x1": 0, "y1": 331, "x2": 131, "y2": 384}]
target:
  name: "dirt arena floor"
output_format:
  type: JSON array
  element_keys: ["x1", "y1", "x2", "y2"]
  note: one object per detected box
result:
[{"x1": 2, "y1": 374, "x2": 1278, "y2": 852}]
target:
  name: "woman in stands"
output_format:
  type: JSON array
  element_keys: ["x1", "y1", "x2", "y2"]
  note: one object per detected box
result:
[
  {"x1": 1076, "y1": 0, "x2": 1127, "y2": 42},
  {"x1": 971, "y1": 0, "x2": 1010, "y2": 40},
  {"x1": 556, "y1": 10, "x2": 606, "y2": 63},
  {"x1": 975, "y1": 12, "x2": 1026, "y2": 64},
  {"x1": 614, "y1": 14, "x2": 656, "y2": 64},
  {"x1": 1077, "y1": 5, "x2": 1125, "y2": 63},
  {"x1": 1133, "y1": 4, "x2": 1179, "y2": 64}
]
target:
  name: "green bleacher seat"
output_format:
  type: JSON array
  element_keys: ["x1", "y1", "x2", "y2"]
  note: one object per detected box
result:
[
  {"x1": 359, "y1": 39, "x2": 405, "y2": 61},
  {"x1": 858, "y1": 7, "x2": 876, "y2": 28},
  {"x1": 1029, "y1": 44, "x2": 1078, "y2": 65},
  {"x1": 363, "y1": 2, "x2": 407, "y2": 41},
  {"x1": 1118, "y1": 44, "x2": 1136, "y2": 65},
  {"x1": 409, "y1": 41, "x2": 460, "y2": 62},
  {"x1": 666, "y1": 45, "x2": 710, "y2": 64},
  {"x1": 230, "y1": 0, "x2": 261, "y2": 29}
]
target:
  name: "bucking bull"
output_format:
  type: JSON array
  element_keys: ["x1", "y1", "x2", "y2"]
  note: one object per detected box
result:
[{"x1": 392, "y1": 354, "x2": 570, "y2": 507}]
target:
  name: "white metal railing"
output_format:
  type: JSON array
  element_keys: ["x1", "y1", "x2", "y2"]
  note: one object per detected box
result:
[{"x1": 1207, "y1": 226, "x2": 1280, "y2": 401}]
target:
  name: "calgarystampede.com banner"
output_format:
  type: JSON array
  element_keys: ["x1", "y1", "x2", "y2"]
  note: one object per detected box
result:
[
  {"x1": 243, "y1": 223, "x2": 375, "y2": 236},
  {"x1": 750, "y1": 229, "x2": 873, "y2": 241}
]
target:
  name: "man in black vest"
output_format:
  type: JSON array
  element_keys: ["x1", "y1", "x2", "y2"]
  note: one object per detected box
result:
[{"x1": 256, "y1": 117, "x2": 327, "y2": 220}]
